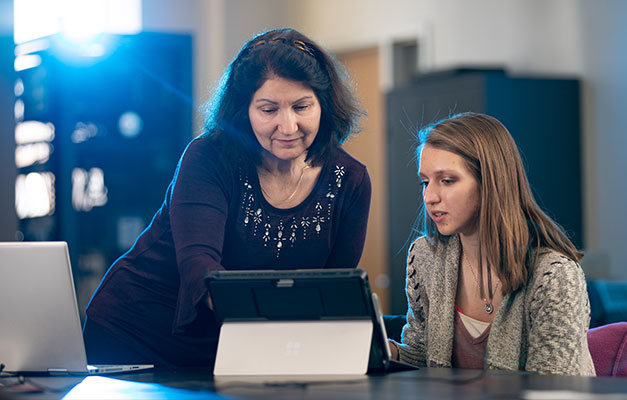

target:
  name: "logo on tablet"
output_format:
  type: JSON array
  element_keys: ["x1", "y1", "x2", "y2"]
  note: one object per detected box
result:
[{"x1": 285, "y1": 341, "x2": 301, "y2": 356}]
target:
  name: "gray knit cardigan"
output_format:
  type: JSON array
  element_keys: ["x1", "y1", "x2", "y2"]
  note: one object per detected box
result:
[{"x1": 395, "y1": 235, "x2": 596, "y2": 376}]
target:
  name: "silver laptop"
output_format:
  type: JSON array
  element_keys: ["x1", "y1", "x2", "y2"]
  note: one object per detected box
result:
[{"x1": 0, "y1": 241, "x2": 153, "y2": 375}]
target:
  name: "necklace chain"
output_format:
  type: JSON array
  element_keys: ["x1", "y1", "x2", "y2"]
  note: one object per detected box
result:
[
  {"x1": 463, "y1": 252, "x2": 501, "y2": 314},
  {"x1": 260, "y1": 165, "x2": 310, "y2": 204}
]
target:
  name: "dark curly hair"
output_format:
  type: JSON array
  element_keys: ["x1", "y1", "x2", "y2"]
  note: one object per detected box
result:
[{"x1": 203, "y1": 28, "x2": 362, "y2": 167}]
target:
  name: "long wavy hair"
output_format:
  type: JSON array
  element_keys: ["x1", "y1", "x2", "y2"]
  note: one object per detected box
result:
[
  {"x1": 416, "y1": 112, "x2": 582, "y2": 294},
  {"x1": 202, "y1": 28, "x2": 362, "y2": 167}
]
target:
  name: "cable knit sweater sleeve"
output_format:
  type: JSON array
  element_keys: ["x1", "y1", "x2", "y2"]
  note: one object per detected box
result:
[
  {"x1": 525, "y1": 252, "x2": 596, "y2": 376},
  {"x1": 396, "y1": 237, "x2": 431, "y2": 367}
]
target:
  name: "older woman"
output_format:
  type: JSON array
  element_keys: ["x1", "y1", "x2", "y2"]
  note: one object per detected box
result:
[{"x1": 84, "y1": 28, "x2": 371, "y2": 367}]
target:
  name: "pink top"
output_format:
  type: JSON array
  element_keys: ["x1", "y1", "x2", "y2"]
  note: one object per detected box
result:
[{"x1": 452, "y1": 309, "x2": 491, "y2": 369}]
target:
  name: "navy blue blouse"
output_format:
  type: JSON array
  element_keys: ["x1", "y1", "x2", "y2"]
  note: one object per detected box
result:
[{"x1": 85, "y1": 135, "x2": 371, "y2": 366}]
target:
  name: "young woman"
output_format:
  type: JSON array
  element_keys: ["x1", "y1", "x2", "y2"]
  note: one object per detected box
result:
[
  {"x1": 388, "y1": 112, "x2": 595, "y2": 376},
  {"x1": 84, "y1": 28, "x2": 371, "y2": 367}
]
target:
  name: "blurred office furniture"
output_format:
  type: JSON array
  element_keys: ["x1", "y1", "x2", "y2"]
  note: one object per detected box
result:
[
  {"x1": 587, "y1": 322, "x2": 627, "y2": 377},
  {"x1": 0, "y1": 35, "x2": 17, "y2": 240},
  {"x1": 14, "y1": 32, "x2": 192, "y2": 316},
  {"x1": 588, "y1": 280, "x2": 627, "y2": 328},
  {"x1": 386, "y1": 68, "x2": 581, "y2": 314}
]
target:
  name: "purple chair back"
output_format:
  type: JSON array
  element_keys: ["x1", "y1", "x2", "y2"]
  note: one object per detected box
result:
[{"x1": 587, "y1": 322, "x2": 627, "y2": 377}]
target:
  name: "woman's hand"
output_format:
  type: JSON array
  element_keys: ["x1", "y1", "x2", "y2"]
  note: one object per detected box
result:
[
  {"x1": 206, "y1": 293, "x2": 214, "y2": 310},
  {"x1": 388, "y1": 339, "x2": 399, "y2": 361}
]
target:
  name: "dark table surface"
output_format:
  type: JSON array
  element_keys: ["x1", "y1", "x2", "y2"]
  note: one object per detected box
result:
[{"x1": 2, "y1": 367, "x2": 627, "y2": 399}]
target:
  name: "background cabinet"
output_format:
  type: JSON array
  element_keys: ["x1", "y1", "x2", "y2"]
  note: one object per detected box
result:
[
  {"x1": 16, "y1": 32, "x2": 193, "y2": 316},
  {"x1": 0, "y1": 35, "x2": 16, "y2": 241},
  {"x1": 385, "y1": 69, "x2": 581, "y2": 314}
]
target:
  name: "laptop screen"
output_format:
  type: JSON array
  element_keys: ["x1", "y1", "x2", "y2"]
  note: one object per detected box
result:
[
  {"x1": 0, "y1": 241, "x2": 90, "y2": 373},
  {"x1": 0, "y1": 241, "x2": 153, "y2": 375}
]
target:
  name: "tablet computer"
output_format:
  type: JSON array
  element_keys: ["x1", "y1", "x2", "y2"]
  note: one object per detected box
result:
[{"x1": 205, "y1": 268, "x2": 415, "y2": 374}]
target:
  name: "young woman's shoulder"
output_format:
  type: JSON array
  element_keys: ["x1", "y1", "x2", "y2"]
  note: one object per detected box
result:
[
  {"x1": 532, "y1": 248, "x2": 583, "y2": 275},
  {"x1": 407, "y1": 235, "x2": 457, "y2": 271},
  {"x1": 408, "y1": 235, "x2": 457, "y2": 257},
  {"x1": 408, "y1": 236, "x2": 430, "y2": 256},
  {"x1": 527, "y1": 248, "x2": 587, "y2": 296}
]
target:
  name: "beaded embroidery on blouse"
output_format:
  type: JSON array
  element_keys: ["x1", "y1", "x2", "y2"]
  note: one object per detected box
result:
[{"x1": 239, "y1": 164, "x2": 345, "y2": 258}]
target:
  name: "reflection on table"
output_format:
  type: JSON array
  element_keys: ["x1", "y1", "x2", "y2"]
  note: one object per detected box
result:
[{"x1": 3, "y1": 367, "x2": 627, "y2": 400}]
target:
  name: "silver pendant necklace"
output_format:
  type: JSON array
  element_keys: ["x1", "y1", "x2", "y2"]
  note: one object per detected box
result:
[{"x1": 463, "y1": 252, "x2": 501, "y2": 314}]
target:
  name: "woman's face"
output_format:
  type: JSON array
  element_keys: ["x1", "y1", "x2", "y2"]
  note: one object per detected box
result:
[
  {"x1": 419, "y1": 144, "x2": 481, "y2": 237},
  {"x1": 248, "y1": 77, "x2": 321, "y2": 162}
]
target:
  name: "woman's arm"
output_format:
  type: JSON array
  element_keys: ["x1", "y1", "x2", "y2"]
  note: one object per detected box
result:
[
  {"x1": 525, "y1": 253, "x2": 595, "y2": 376},
  {"x1": 395, "y1": 240, "x2": 429, "y2": 367},
  {"x1": 169, "y1": 138, "x2": 231, "y2": 331}
]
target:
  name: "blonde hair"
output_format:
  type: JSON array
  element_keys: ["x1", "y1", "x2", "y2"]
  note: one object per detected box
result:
[{"x1": 417, "y1": 112, "x2": 582, "y2": 294}]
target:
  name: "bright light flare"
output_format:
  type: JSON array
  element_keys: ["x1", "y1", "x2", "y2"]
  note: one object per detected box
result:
[
  {"x1": 15, "y1": 172, "x2": 55, "y2": 219},
  {"x1": 15, "y1": 121, "x2": 55, "y2": 145},
  {"x1": 14, "y1": 0, "x2": 142, "y2": 44}
]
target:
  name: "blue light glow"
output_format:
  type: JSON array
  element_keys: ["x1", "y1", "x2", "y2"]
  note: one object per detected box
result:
[
  {"x1": 71, "y1": 168, "x2": 108, "y2": 212},
  {"x1": 14, "y1": 54, "x2": 42, "y2": 71},
  {"x1": 14, "y1": 99, "x2": 24, "y2": 121},
  {"x1": 71, "y1": 122, "x2": 99, "y2": 144},
  {"x1": 118, "y1": 111, "x2": 143, "y2": 139},
  {"x1": 14, "y1": 0, "x2": 142, "y2": 45},
  {"x1": 62, "y1": 376, "x2": 218, "y2": 399},
  {"x1": 14, "y1": 79, "x2": 24, "y2": 96}
]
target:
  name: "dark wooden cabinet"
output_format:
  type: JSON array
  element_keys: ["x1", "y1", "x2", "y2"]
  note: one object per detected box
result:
[{"x1": 386, "y1": 69, "x2": 582, "y2": 314}]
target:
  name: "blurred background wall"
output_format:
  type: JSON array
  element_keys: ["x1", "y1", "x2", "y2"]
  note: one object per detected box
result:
[
  {"x1": 2, "y1": 0, "x2": 627, "y2": 320},
  {"x1": 0, "y1": 0, "x2": 16, "y2": 242}
]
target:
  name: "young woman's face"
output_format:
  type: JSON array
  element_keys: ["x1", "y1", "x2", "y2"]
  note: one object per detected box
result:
[
  {"x1": 419, "y1": 144, "x2": 481, "y2": 237},
  {"x1": 248, "y1": 77, "x2": 321, "y2": 162}
]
